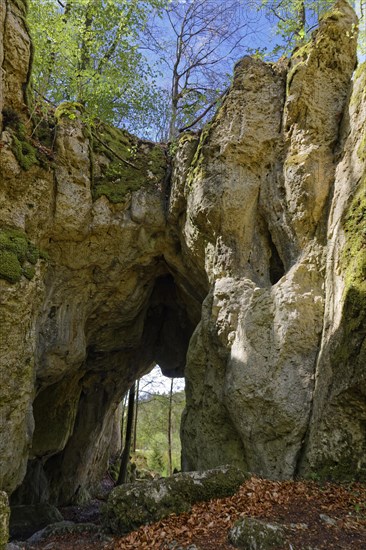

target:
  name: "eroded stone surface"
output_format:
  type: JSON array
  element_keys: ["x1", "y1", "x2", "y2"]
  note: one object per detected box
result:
[
  {"x1": 0, "y1": 0, "x2": 365, "y2": 507},
  {"x1": 179, "y1": 0, "x2": 358, "y2": 478},
  {"x1": 0, "y1": 492, "x2": 9, "y2": 550}
]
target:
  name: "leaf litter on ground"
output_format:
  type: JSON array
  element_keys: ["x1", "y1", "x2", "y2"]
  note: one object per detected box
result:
[{"x1": 30, "y1": 476, "x2": 366, "y2": 550}]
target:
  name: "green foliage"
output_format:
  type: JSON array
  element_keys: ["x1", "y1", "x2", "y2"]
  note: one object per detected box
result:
[
  {"x1": 259, "y1": 0, "x2": 335, "y2": 56},
  {"x1": 0, "y1": 228, "x2": 45, "y2": 283},
  {"x1": 134, "y1": 391, "x2": 185, "y2": 476},
  {"x1": 28, "y1": 0, "x2": 167, "y2": 135},
  {"x1": 149, "y1": 437, "x2": 165, "y2": 474}
]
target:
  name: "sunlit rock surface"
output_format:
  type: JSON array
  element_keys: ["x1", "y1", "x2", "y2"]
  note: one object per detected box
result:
[{"x1": 0, "y1": 0, "x2": 365, "y2": 506}]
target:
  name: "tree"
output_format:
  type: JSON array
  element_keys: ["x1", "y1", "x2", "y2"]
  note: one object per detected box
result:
[
  {"x1": 259, "y1": 0, "x2": 335, "y2": 55},
  {"x1": 133, "y1": 378, "x2": 140, "y2": 453},
  {"x1": 117, "y1": 382, "x2": 135, "y2": 485},
  {"x1": 28, "y1": 0, "x2": 166, "y2": 133},
  {"x1": 142, "y1": 0, "x2": 260, "y2": 140},
  {"x1": 167, "y1": 378, "x2": 174, "y2": 476},
  {"x1": 355, "y1": 0, "x2": 366, "y2": 55}
]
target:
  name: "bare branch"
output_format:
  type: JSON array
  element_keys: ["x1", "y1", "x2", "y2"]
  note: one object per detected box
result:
[{"x1": 178, "y1": 87, "x2": 229, "y2": 133}]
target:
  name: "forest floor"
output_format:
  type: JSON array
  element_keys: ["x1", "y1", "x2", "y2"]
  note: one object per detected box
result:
[{"x1": 24, "y1": 477, "x2": 366, "y2": 549}]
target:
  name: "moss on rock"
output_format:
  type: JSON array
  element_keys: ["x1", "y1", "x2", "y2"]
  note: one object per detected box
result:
[
  {"x1": 92, "y1": 123, "x2": 167, "y2": 203},
  {"x1": 0, "y1": 228, "x2": 45, "y2": 284},
  {"x1": 5, "y1": 115, "x2": 40, "y2": 171},
  {"x1": 104, "y1": 466, "x2": 248, "y2": 535},
  {"x1": 341, "y1": 180, "x2": 366, "y2": 332},
  {"x1": 54, "y1": 102, "x2": 84, "y2": 122},
  {"x1": 312, "y1": 179, "x2": 366, "y2": 481},
  {"x1": 357, "y1": 131, "x2": 366, "y2": 162},
  {"x1": 12, "y1": 134, "x2": 39, "y2": 170},
  {"x1": 185, "y1": 122, "x2": 213, "y2": 188},
  {"x1": 0, "y1": 250, "x2": 22, "y2": 283}
]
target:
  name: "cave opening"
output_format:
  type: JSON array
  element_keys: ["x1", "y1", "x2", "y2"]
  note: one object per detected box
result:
[{"x1": 12, "y1": 270, "x2": 201, "y2": 508}]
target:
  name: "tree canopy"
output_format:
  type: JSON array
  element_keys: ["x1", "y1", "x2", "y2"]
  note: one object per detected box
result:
[
  {"x1": 27, "y1": 0, "x2": 365, "y2": 140},
  {"x1": 28, "y1": 0, "x2": 166, "y2": 133},
  {"x1": 142, "y1": 0, "x2": 261, "y2": 139}
]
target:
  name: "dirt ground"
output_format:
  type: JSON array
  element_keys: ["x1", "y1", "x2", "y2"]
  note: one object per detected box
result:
[{"x1": 25, "y1": 477, "x2": 366, "y2": 549}]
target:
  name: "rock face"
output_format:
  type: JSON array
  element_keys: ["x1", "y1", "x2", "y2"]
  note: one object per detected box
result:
[
  {"x1": 0, "y1": 492, "x2": 9, "y2": 550},
  {"x1": 0, "y1": 0, "x2": 365, "y2": 506}
]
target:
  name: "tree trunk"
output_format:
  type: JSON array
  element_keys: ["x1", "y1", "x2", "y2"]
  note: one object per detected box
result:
[
  {"x1": 169, "y1": 96, "x2": 179, "y2": 141},
  {"x1": 295, "y1": 1, "x2": 306, "y2": 42},
  {"x1": 120, "y1": 392, "x2": 128, "y2": 442},
  {"x1": 117, "y1": 383, "x2": 135, "y2": 485},
  {"x1": 168, "y1": 378, "x2": 174, "y2": 476},
  {"x1": 133, "y1": 379, "x2": 139, "y2": 452}
]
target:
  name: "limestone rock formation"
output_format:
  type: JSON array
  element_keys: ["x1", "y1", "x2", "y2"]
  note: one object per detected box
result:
[
  {"x1": 0, "y1": 492, "x2": 9, "y2": 550},
  {"x1": 0, "y1": 0, "x2": 365, "y2": 508}
]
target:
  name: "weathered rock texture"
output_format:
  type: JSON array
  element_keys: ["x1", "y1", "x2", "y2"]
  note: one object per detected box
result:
[
  {"x1": 0, "y1": 0, "x2": 365, "y2": 505},
  {"x1": 0, "y1": 491, "x2": 9, "y2": 550},
  {"x1": 104, "y1": 466, "x2": 248, "y2": 535},
  {"x1": 228, "y1": 517, "x2": 286, "y2": 549}
]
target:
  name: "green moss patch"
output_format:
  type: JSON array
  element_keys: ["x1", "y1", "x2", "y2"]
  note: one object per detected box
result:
[
  {"x1": 314, "y1": 451, "x2": 366, "y2": 482},
  {"x1": 351, "y1": 63, "x2": 366, "y2": 107},
  {"x1": 357, "y1": 131, "x2": 366, "y2": 162},
  {"x1": 313, "y1": 180, "x2": 366, "y2": 482},
  {"x1": 334, "y1": 182, "x2": 366, "y2": 372},
  {"x1": 0, "y1": 250, "x2": 22, "y2": 284},
  {"x1": 92, "y1": 123, "x2": 167, "y2": 203},
  {"x1": 185, "y1": 122, "x2": 213, "y2": 188},
  {"x1": 341, "y1": 182, "x2": 366, "y2": 307},
  {"x1": 11, "y1": 134, "x2": 39, "y2": 170},
  {"x1": 54, "y1": 102, "x2": 84, "y2": 122},
  {"x1": 0, "y1": 228, "x2": 45, "y2": 284},
  {"x1": 2, "y1": 107, "x2": 39, "y2": 171}
]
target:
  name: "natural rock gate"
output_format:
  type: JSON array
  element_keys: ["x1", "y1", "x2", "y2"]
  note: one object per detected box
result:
[{"x1": 0, "y1": 0, "x2": 366, "y2": 508}]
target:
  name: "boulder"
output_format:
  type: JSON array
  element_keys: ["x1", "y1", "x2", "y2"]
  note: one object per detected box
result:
[
  {"x1": 228, "y1": 517, "x2": 286, "y2": 549},
  {"x1": 104, "y1": 465, "x2": 248, "y2": 535}
]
